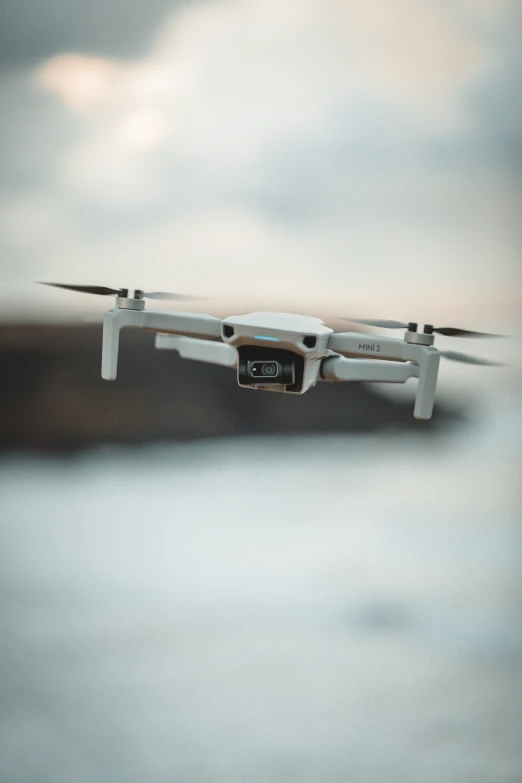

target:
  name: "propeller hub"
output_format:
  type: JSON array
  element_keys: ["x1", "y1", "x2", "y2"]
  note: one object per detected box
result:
[
  {"x1": 404, "y1": 330, "x2": 435, "y2": 346},
  {"x1": 116, "y1": 296, "x2": 146, "y2": 311},
  {"x1": 125, "y1": 289, "x2": 145, "y2": 299}
]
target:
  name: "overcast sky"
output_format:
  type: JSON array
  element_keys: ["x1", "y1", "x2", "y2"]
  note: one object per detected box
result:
[{"x1": 0, "y1": 0, "x2": 520, "y2": 325}]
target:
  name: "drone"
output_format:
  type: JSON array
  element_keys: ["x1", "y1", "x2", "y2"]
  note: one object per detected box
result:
[{"x1": 41, "y1": 283, "x2": 504, "y2": 420}]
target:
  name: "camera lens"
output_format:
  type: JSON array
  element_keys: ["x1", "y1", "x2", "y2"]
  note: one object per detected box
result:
[
  {"x1": 239, "y1": 355, "x2": 296, "y2": 388},
  {"x1": 261, "y1": 362, "x2": 277, "y2": 376},
  {"x1": 249, "y1": 360, "x2": 280, "y2": 379}
]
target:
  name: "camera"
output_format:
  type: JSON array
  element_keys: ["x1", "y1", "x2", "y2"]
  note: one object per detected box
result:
[
  {"x1": 247, "y1": 360, "x2": 294, "y2": 384},
  {"x1": 237, "y1": 347, "x2": 299, "y2": 389},
  {"x1": 222, "y1": 311, "x2": 333, "y2": 394}
]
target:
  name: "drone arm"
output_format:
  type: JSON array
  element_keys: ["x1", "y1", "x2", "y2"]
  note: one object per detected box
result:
[
  {"x1": 155, "y1": 334, "x2": 237, "y2": 368},
  {"x1": 328, "y1": 332, "x2": 408, "y2": 360},
  {"x1": 327, "y1": 332, "x2": 440, "y2": 420},
  {"x1": 321, "y1": 356, "x2": 419, "y2": 384},
  {"x1": 142, "y1": 310, "x2": 222, "y2": 339},
  {"x1": 102, "y1": 308, "x2": 223, "y2": 380}
]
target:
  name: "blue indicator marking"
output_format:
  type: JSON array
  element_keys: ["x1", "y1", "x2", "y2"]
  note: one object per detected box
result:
[{"x1": 254, "y1": 334, "x2": 279, "y2": 342}]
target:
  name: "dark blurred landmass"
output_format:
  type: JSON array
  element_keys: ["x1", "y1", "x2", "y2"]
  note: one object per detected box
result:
[{"x1": 0, "y1": 324, "x2": 460, "y2": 452}]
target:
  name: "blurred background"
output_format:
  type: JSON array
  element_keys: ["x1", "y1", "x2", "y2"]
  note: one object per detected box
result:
[{"x1": 0, "y1": 1, "x2": 521, "y2": 781}]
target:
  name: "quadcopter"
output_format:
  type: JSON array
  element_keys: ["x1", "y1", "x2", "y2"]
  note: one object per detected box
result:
[{"x1": 41, "y1": 283, "x2": 503, "y2": 420}]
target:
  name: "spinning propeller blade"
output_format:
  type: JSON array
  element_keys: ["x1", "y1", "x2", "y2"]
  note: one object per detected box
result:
[
  {"x1": 440, "y1": 351, "x2": 505, "y2": 366},
  {"x1": 40, "y1": 283, "x2": 121, "y2": 296},
  {"x1": 339, "y1": 318, "x2": 503, "y2": 338},
  {"x1": 429, "y1": 327, "x2": 500, "y2": 338},
  {"x1": 339, "y1": 318, "x2": 409, "y2": 329},
  {"x1": 142, "y1": 291, "x2": 196, "y2": 301},
  {"x1": 39, "y1": 282, "x2": 196, "y2": 301}
]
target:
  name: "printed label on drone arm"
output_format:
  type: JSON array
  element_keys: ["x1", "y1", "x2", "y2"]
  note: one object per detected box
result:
[
  {"x1": 358, "y1": 343, "x2": 381, "y2": 353},
  {"x1": 328, "y1": 333, "x2": 407, "y2": 361}
]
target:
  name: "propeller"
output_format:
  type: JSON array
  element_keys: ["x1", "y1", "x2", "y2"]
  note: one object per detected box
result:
[
  {"x1": 145, "y1": 291, "x2": 195, "y2": 301},
  {"x1": 39, "y1": 282, "x2": 195, "y2": 301},
  {"x1": 440, "y1": 351, "x2": 505, "y2": 367},
  {"x1": 338, "y1": 318, "x2": 502, "y2": 338}
]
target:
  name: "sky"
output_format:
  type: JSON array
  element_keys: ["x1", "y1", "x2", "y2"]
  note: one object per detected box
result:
[{"x1": 0, "y1": 0, "x2": 520, "y2": 326}]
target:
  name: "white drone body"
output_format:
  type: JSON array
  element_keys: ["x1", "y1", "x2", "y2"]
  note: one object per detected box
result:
[
  {"x1": 101, "y1": 300, "x2": 439, "y2": 419},
  {"x1": 222, "y1": 312, "x2": 332, "y2": 395},
  {"x1": 41, "y1": 284, "x2": 501, "y2": 421}
]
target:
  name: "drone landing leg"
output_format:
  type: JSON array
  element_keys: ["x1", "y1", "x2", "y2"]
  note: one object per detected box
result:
[
  {"x1": 101, "y1": 308, "x2": 223, "y2": 380},
  {"x1": 414, "y1": 350, "x2": 440, "y2": 420},
  {"x1": 102, "y1": 309, "x2": 145, "y2": 380}
]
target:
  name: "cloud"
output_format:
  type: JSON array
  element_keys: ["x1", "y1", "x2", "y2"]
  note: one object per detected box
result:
[
  {"x1": 0, "y1": 0, "x2": 520, "y2": 322},
  {"x1": 29, "y1": 0, "x2": 498, "y2": 209},
  {"x1": 0, "y1": 0, "x2": 179, "y2": 65},
  {"x1": 36, "y1": 54, "x2": 122, "y2": 113},
  {"x1": 38, "y1": 0, "x2": 491, "y2": 135}
]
